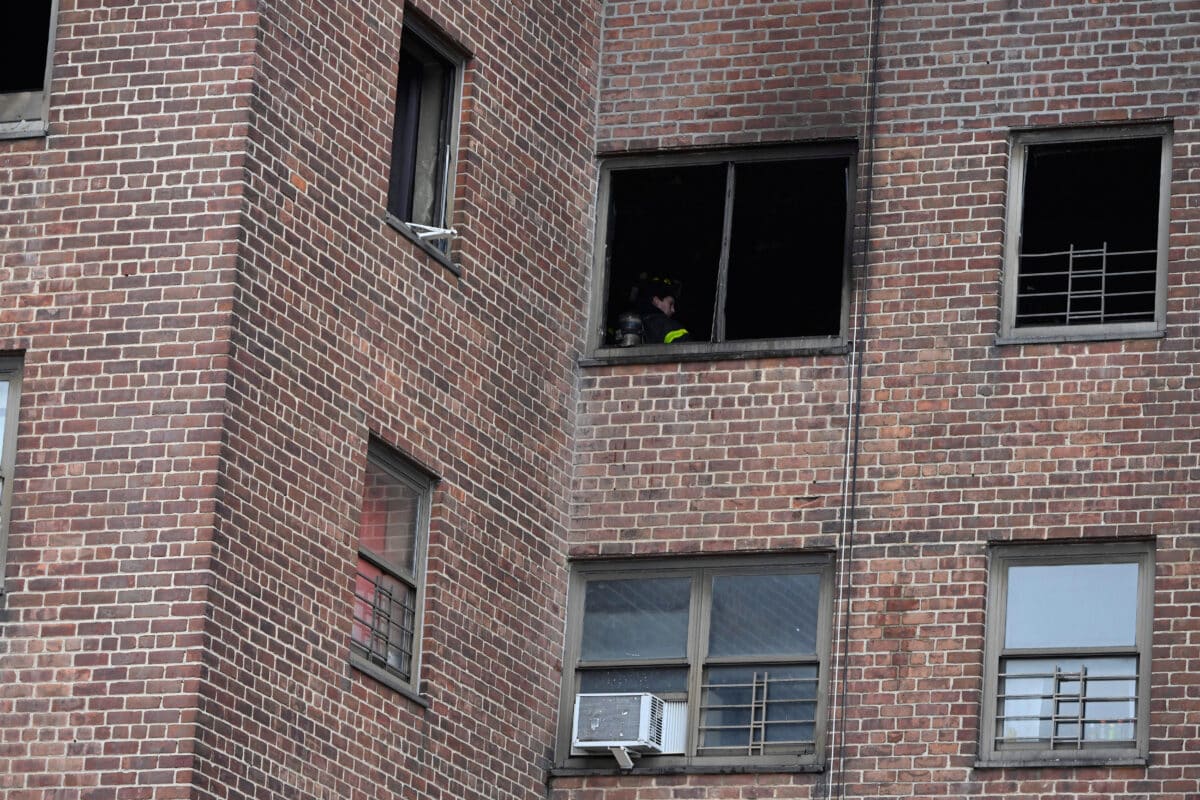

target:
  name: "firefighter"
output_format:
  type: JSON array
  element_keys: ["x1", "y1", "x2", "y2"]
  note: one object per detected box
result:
[{"x1": 639, "y1": 276, "x2": 689, "y2": 345}]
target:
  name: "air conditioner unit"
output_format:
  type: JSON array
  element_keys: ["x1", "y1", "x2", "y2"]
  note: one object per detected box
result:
[{"x1": 571, "y1": 693, "x2": 665, "y2": 753}]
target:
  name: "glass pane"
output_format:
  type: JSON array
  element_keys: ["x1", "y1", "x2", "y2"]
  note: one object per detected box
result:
[
  {"x1": 581, "y1": 577, "x2": 690, "y2": 660},
  {"x1": 579, "y1": 667, "x2": 688, "y2": 695},
  {"x1": 708, "y1": 573, "x2": 820, "y2": 657},
  {"x1": 359, "y1": 457, "x2": 421, "y2": 573},
  {"x1": 352, "y1": 559, "x2": 417, "y2": 682},
  {"x1": 1005, "y1": 561, "x2": 1138, "y2": 648},
  {"x1": 699, "y1": 665, "x2": 818, "y2": 754},
  {"x1": 997, "y1": 656, "x2": 1137, "y2": 747}
]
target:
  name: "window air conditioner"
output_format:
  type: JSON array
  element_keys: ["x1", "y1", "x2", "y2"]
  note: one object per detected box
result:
[{"x1": 571, "y1": 692, "x2": 665, "y2": 753}]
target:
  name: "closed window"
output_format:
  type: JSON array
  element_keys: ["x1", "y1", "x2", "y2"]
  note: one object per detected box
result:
[
  {"x1": 349, "y1": 441, "x2": 433, "y2": 695},
  {"x1": 559, "y1": 555, "x2": 833, "y2": 770},
  {"x1": 980, "y1": 541, "x2": 1154, "y2": 766},
  {"x1": 387, "y1": 14, "x2": 463, "y2": 259},
  {"x1": 0, "y1": 1, "x2": 58, "y2": 137},
  {"x1": 1001, "y1": 126, "x2": 1171, "y2": 342},
  {"x1": 590, "y1": 144, "x2": 854, "y2": 358},
  {"x1": 0, "y1": 358, "x2": 22, "y2": 596}
]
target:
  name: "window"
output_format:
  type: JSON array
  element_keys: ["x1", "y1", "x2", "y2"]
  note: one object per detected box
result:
[
  {"x1": 590, "y1": 145, "x2": 854, "y2": 358},
  {"x1": 349, "y1": 441, "x2": 433, "y2": 696},
  {"x1": 979, "y1": 541, "x2": 1154, "y2": 766},
  {"x1": 386, "y1": 14, "x2": 463, "y2": 260},
  {"x1": 558, "y1": 555, "x2": 833, "y2": 770},
  {"x1": 1001, "y1": 125, "x2": 1171, "y2": 342},
  {"x1": 0, "y1": 1, "x2": 58, "y2": 137},
  {"x1": 0, "y1": 358, "x2": 21, "y2": 595}
]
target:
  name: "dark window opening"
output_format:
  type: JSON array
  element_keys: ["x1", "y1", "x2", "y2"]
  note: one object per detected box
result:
[
  {"x1": 387, "y1": 23, "x2": 459, "y2": 252},
  {"x1": 0, "y1": 2, "x2": 53, "y2": 94},
  {"x1": 1015, "y1": 137, "x2": 1162, "y2": 329},
  {"x1": 601, "y1": 152, "x2": 850, "y2": 349}
]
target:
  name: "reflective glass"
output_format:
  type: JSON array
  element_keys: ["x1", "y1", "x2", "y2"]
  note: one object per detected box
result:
[
  {"x1": 359, "y1": 457, "x2": 421, "y2": 573},
  {"x1": 699, "y1": 665, "x2": 818, "y2": 751},
  {"x1": 708, "y1": 572, "x2": 819, "y2": 657},
  {"x1": 1005, "y1": 561, "x2": 1137, "y2": 648},
  {"x1": 997, "y1": 656, "x2": 1137, "y2": 745},
  {"x1": 0, "y1": 380, "x2": 8, "y2": 457},
  {"x1": 579, "y1": 667, "x2": 688, "y2": 694},
  {"x1": 581, "y1": 577, "x2": 690, "y2": 660}
]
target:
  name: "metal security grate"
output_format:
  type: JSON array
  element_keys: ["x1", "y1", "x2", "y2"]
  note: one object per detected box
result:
[
  {"x1": 1015, "y1": 243, "x2": 1157, "y2": 327},
  {"x1": 996, "y1": 663, "x2": 1138, "y2": 749},
  {"x1": 351, "y1": 570, "x2": 417, "y2": 682},
  {"x1": 697, "y1": 668, "x2": 818, "y2": 756}
]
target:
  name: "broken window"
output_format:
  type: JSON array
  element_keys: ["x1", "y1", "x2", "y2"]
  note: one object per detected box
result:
[
  {"x1": 594, "y1": 146, "x2": 853, "y2": 354},
  {"x1": 350, "y1": 440, "x2": 433, "y2": 695},
  {"x1": 1002, "y1": 127, "x2": 1170, "y2": 340},
  {"x1": 0, "y1": 0, "x2": 58, "y2": 137},
  {"x1": 387, "y1": 15, "x2": 463, "y2": 257}
]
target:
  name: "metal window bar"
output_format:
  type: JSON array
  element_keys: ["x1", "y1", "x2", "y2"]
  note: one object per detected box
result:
[
  {"x1": 996, "y1": 663, "x2": 1138, "y2": 749},
  {"x1": 697, "y1": 670, "x2": 818, "y2": 756},
  {"x1": 352, "y1": 570, "x2": 416, "y2": 682},
  {"x1": 1016, "y1": 242, "x2": 1157, "y2": 326}
]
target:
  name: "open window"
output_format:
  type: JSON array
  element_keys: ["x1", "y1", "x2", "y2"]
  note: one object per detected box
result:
[
  {"x1": 349, "y1": 440, "x2": 433, "y2": 698},
  {"x1": 1000, "y1": 125, "x2": 1171, "y2": 342},
  {"x1": 979, "y1": 541, "x2": 1154, "y2": 767},
  {"x1": 0, "y1": 1, "x2": 58, "y2": 137},
  {"x1": 386, "y1": 13, "x2": 464, "y2": 265},
  {"x1": 558, "y1": 554, "x2": 833, "y2": 771},
  {"x1": 590, "y1": 144, "x2": 854, "y2": 359}
]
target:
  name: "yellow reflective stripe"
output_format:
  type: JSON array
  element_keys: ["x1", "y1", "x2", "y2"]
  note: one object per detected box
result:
[{"x1": 664, "y1": 328, "x2": 688, "y2": 344}]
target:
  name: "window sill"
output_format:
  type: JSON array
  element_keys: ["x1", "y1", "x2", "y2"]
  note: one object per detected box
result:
[
  {"x1": 582, "y1": 338, "x2": 848, "y2": 366},
  {"x1": 348, "y1": 653, "x2": 430, "y2": 709},
  {"x1": 974, "y1": 754, "x2": 1148, "y2": 769},
  {"x1": 384, "y1": 214, "x2": 461, "y2": 277},
  {"x1": 0, "y1": 119, "x2": 47, "y2": 140},
  {"x1": 995, "y1": 323, "x2": 1164, "y2": 346},
  {"x1": 550, "y1": 760, "x2": 825, "y2": 778}
]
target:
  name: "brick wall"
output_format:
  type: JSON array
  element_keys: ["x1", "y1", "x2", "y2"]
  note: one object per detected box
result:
[
  {"x1": 560, "y1": 2, "x2": 1200, "y2": 799},
  {"x1": 0, "y1": 1, "x2": 255, "y2": 797}
]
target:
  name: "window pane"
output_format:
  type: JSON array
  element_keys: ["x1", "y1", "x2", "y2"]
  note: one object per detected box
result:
[
  {"x1": 708, "y1": 572, "x2": 820, "y2": 657},
  {"x1": 580, "y1": 577, "x2": 690, "y2": 660},
  {"x1": 699, "y1": 665, "x2": 818, "y2": 754},
  {"x1": 352, "y1": 559, "x2": 417, "y2": 682},
  {"x1": 726, "y1": 158, "x2": 847, "y2": 340},
  {"x1": 997, "y1": 656, "x2": 1137, "y2": 747},
  {"x1": 579, "y1": 667, "x2": 688, "y2": 695},
  {"x1": 1005, "y1": 561, "x2": 1138, "y2": 648},
  {"x1": 603, "y1": 165, "x2": 726, "y2": 343},
  {"x1": 360, "y1": 457, "x2": 421, "y2": 574}
]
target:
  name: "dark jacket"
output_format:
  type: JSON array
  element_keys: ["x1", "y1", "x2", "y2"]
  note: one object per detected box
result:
[{"x1": 642, "y1": 311, "x2": 689, "y2": 344}]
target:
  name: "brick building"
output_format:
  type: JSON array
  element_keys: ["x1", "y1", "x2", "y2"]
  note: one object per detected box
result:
[{"x1": 2, "y1": 2, "x2": 1198, "y2": 800}]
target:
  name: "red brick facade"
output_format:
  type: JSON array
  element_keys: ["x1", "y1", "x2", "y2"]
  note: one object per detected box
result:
[{"x1": 2, "y1": 2, "x2": 1199, "y2": 800}]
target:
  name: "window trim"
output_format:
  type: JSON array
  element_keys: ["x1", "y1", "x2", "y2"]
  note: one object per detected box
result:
[
  {"x1": 998, "y1": 124, "x2": 1172, "y2": 345},
  {"x1": 0, "y1": 0, "x2": 59, "y2": 139},
  {"x1": 0, "y1": 358, "x2": 22, "y2": 597},
  {"x1": 384, "y1": 11, "x2": 465, "y2": 274},
  {"x1": 556, "y1": 553, "x2": 835, "y2": 773},
  {"x1": 977, "y1": 540, "x2": 1154, "y2": 768},
  {"x1": 584, "y1": 143, "x2": 856, "y2": 364},
  {"x1": 348, "y1": 439, "x2": 434, "y2": 701}
]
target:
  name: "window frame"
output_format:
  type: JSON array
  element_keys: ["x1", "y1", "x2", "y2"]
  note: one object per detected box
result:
[
  {"x1": 0, "y1": 358, "x2": 22, "y2": 596},
  {"x1": 978, "y1": 540, "x2": 1154, "y2": 767},
  {"x1": 583, "y1": 143, "x2": 856, "y2": 364},
  {"x1": 0, "y1": 0, "x2": 59, "y2": 139},
  {"x1": 556, "y1": 554, "x2": 835, "y2": 773},
  {"x1": 998, "y1": 124, "x2": 1172, "y2": 344},
  {"x1": 348, "y1": 439, "x2": 434, "y2": 702},
  {"x1": 384, "y1": 11, "x2": 465, "y2": 274}
]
